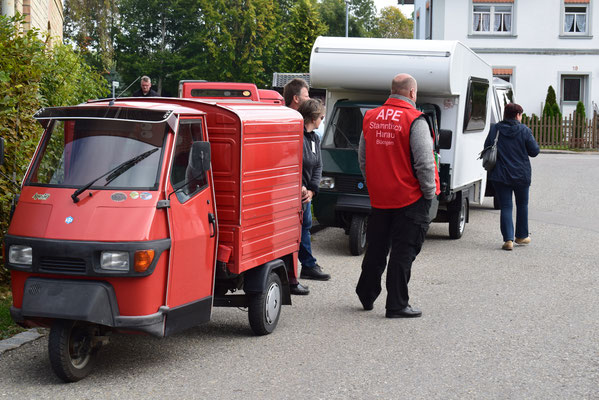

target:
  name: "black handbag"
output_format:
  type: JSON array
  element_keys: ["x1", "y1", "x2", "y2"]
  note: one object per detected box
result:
[{"x1": 479, "y1": 126, "x2": 499, "y2": 171}]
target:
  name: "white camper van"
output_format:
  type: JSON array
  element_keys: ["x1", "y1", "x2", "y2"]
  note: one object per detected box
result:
[{"x1": 310, "y1": 37, "x2": 493, "y2": 254}]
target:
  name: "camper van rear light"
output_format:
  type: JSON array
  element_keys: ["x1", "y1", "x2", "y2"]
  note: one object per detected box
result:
[
  {"x1": 320, "y1": 177, "x2": 335, "y2": 189},
  {"x1": 100, "y1": 251, "x2": 129, "y2": 271},
  {"x1": 134, "y1": 250, "x2": 155, "y2": 272},
  {"x1": 9, "y1": 245, "x2": 32, "y2": 265}
]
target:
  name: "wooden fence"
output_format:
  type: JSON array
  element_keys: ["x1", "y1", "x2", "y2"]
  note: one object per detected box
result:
[{"x1": 522, "y1": 112, "x2": 599, "y2": 150}]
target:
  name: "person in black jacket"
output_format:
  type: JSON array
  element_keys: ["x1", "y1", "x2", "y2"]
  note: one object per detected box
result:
[
  {"x1": 297, "y1": 99, "x2": 331, "y2": 281},
  {"x1": 484, "y1": 103, "x2": 540, "y2": 250},
  {"x1": 132, "y1": 76, "x2": 159, "y2": 97}
]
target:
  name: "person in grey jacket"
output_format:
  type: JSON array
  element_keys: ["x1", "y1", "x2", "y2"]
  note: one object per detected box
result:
[
  {"x1": 484, "y1": 103, "x2": 540, "y2": 250},
  {"x1": 297, "y1": 99, "x2": 331, "y2": 281},
  {"x1": 356, "y1": 74, "x2": 439, "y2": 318}
]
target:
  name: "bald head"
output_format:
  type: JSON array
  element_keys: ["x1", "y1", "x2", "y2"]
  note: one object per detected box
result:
[{"x1": 391, "y1": 74, "x2": 417, "y2": 99}]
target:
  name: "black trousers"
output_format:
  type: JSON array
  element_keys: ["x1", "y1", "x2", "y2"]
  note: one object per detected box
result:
[{"x1": 356, "y1": 197, "x2": 431, "y2": 311}]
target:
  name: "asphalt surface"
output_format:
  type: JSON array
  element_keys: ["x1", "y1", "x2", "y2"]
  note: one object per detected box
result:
[{"x1": 1, "y1": 152, "x2": 598, "y2": 399}]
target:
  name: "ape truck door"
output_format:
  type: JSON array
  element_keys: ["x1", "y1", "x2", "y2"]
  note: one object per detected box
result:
[{"x1": 163, "y1": 117, "x2": 217, "y2": 336}]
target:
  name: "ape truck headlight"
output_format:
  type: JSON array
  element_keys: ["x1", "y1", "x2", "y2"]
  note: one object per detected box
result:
[
  {"x1": 100, "y1": 251, "x2": 129, "y2": 271},
  {"x1": 319, "y1": 176, "x2": 335, "y2": 189},
  {"x1": 9, "y1": 245, "x2": 32, "y2": 265}
]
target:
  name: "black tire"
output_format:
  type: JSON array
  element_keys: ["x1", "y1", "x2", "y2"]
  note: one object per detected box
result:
[
  {"x1": 493, "y1": 194, "x2": 500, "y2": 210},
  {"x1": 248, "y1": 272, "x2": 282, "y2": 335},
  {"x1": 48, "y1": 320, "x2": 99, "y2": 382},
  {"x1": 349, "y1": 214, "x2": 368, "y2": 256},
  {"x1": 448, "y1": 196, "x2": 468, "y2": 239}
]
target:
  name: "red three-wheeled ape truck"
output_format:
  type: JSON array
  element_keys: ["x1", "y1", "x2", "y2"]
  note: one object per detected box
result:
[{"x1": 2, "y1": 84, "x2": 303, "y2": 382}]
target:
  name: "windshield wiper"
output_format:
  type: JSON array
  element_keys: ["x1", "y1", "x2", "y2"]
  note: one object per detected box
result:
[
  {"x1": 71, "y1": 147, "x2": 159, "y2": 203},
  {"x1": 329, "y1": 122, "x2": 360, "y2": 153}
]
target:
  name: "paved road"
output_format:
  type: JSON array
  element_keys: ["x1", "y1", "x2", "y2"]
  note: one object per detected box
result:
[{"x1": 1, "y1": 153, "x2": 598, "y2": 399}]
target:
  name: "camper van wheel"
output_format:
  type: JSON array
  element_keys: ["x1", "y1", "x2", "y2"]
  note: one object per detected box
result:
[
  {"x1": 48, "y1": 320, "x2": 100, "y2": 382},
  {"x1": 248, "y1": 272, "x2": 282, "y2": 335},
  {"x1": 349, "y1": 214, "x2": 368, "y2": 256},
  {"x1": 448, "y1": 196, "x2": 468, "y2": 239}
]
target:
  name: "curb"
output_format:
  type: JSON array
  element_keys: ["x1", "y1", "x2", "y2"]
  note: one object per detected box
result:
[
  {"x1": 0, "y1": 328, "x2": 45, "y2": 355},
  {"x1": 540, "y1": 149, "x2": 599, "y2": 154}
]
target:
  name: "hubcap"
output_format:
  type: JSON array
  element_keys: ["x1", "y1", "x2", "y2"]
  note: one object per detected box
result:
[
  {"x1": 265, "y1": 282, "x2": 281, "y2": 325},
  {"x1": 360, "y1": 218, "x2": 367, "y2": 248},
  {"x1": 69, "y1": 326, "x2": 92, "y2": 369},
  {"x1": 459, "y1": 203, "x2": 466, "y2": 233}
]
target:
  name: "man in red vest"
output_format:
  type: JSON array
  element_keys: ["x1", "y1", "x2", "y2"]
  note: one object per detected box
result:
[{"x1": 356, "y1": 73, "x2": 440, "y2": 318}]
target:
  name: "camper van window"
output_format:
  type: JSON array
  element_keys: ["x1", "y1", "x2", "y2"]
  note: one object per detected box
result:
[
  {"x1": 171, "y1": 120, "x2": 208, "y2": 202},
  {"x1": 322, "y1": 106, "x2": 372, "y2": 149},
  {"x1": 28, "y1": 119, "x2": 166, "y2": 189},
  {"x1": 496, "y1": 88, "x2": 514, "y2": 120},
  {"x1": 463, "y1": 79, "x2": 489, "y2": 132}
]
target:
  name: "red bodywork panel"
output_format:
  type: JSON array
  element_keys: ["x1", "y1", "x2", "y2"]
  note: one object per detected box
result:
[
  {"x1": 257, "y1": 89, "x2": 284, "y2": 105},
  {"x1": 9, "y1": 187, "x2": 168, "y2": 241}
]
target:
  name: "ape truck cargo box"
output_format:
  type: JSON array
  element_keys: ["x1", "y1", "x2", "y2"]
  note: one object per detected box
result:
[
  {"x1": 3, "y1": 96, "x2": 303, "y2": 381},
  {"x1": 310, "y1": 36, "x2": 494, "y2": 254}
]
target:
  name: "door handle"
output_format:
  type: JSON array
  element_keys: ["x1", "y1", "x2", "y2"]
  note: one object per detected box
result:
[{"x1": 208, "y1": 213, "x2": 216, "y2": 238}]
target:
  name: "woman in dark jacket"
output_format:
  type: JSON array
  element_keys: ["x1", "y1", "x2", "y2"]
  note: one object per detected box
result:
[
  {"x1": 484, "y1": 103, "x2": 540, "y2": 250},
  {"x1": 297, "y1": 99, "x2": 331, "y2": 280}
]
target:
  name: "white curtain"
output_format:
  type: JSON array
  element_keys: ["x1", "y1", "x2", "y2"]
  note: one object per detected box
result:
[
  {"x1": 482, "y1": 14, "x2": 490, "y2": 31},
  {"x1": 473, "y1": 14, "x2": 481, "y2": 31},
  {"x1": 565, "y1": 14, "x2": 575, "y2": 32},
  {"x1": 504, "y1": 14, "x2": 512, "y2": 32},
  {"x1": 576, "y1": 15, "x2": 586, "y2": 33},
  {"x1": 494, "y1": 14, "x2": 501, "y2": 31}
]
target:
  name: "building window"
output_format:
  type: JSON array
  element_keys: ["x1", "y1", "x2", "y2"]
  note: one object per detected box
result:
[
  {"x1": 493, "y1": 68, "x2": 513, "y2": 83},
  {"x1": 562, "y1": 75, "x2": 583, "y2": 102},
  {"x1": 472, "y1": 3, "x2": 513, "y2": 35},
  {"x1": 563, "y1": 5, "x2": 589, "y2": 35}
]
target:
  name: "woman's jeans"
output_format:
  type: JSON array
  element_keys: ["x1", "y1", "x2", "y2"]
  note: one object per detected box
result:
[
  {"x1": 492, "y1": 181, "x2": 530, "y2": 242},
  {"x1": 299, "y1": 201, "x2": 317, "y2": 268}
]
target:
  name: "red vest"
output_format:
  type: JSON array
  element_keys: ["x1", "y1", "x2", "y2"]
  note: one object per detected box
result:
[{"x1": 363, "y1": 98, "x2": 433, "y2": 209}]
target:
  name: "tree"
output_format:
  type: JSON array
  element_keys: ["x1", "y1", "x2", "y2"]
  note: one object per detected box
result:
[
  {"x1": 573, "y1": 101, "x2": 587, "y2": 141},
  {"x1": 279, "y1": 0, "x2": 326, "y2": 73},
  {"x1": 373, "y1": 6, "x2": 413, "y2": 38},
  {"x1": 350, "y1": 0, "x2": 378, "y2": 35},
  {"x1": 542, "y1": 85, "x2": 561, "y2": 119},
  {"x1": 63, "y1": 0, "x2": 118, "y2": 72},
  {"x1": 214, "y1": 0, "x2": 280, "y2": 86},
  {"x1": 116, "y1": 0, "x2": 281, "y2": 93},
  {"x1": 115, "y1": 0, "x2": 192, "y2": 96},
  {"x1": 318, "y1": 0, "x2": 377, "y2": 37}
]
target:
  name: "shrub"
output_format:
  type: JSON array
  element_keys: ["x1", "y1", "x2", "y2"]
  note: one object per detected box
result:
[{"x1": 572, "y1": 101, "x2": 587, "y2": 142}]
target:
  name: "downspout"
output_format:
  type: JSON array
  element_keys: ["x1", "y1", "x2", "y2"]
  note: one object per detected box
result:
[{"x1": 2, "y1": 0, "x2": 15, "y2": 17}]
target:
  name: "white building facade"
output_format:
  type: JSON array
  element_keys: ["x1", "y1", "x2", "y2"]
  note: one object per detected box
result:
[{"x1": 413, "y1": 0, "x2": 599, "y2": 117}]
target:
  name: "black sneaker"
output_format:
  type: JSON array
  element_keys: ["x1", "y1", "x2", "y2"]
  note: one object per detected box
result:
[{"x1": 300, "y1": 264, "x2": 331, "y2": 281}]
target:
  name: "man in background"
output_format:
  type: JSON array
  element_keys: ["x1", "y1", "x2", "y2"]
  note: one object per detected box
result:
[{"x1": 132, "y1": 76, "x2": 159, "y2": 97}]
